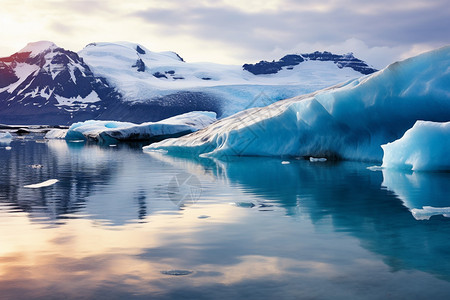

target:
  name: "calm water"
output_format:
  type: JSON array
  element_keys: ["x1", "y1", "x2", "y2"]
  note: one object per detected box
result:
[{"x1": 1, "y1": 136, "x2": 450, "y2": 299}]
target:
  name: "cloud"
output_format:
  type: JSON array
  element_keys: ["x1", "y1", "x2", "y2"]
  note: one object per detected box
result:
[
  {"x1": 0, "y1": 0, "x2": 448, "y2": 67},
  {"x1": 129, "y1": 0, "x2": 449, "y2": 66}
]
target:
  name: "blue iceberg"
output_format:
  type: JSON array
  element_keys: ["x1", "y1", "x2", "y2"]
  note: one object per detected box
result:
[
  {"x1": 64, "y1": 111, "x2": 217, "y2": 142},
  {"x1": 0, "y1": 132, "x2": 12, "y2": 146},
  {"x1": 382, "y1": 121, "x2": 450, "y2": 171},
  {"x1": 144, "y1": 46, "x2": 450, "y2": 162}
]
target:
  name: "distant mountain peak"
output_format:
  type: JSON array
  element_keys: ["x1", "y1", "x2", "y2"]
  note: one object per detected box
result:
[
  {"x1": 18, "y1": 41, "x2": 58, "y2": 57},
  {"x1": 243, "y1": 51, "x2": 377, "y2": 75}
]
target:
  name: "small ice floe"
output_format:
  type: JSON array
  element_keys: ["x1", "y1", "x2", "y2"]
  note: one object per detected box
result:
[
  {"x1": 411, "y1": 206, "x2": 450, "y2": 221},
  {"x1": 24, "y1": 179, "x2": 59, "y2": 188},
  {"x1": 309, "y1": 157, "x2": 327, "y2": 162},
  {"x1": 29, "y1": 164, "x2": 44, "y2": 169},
  {"x1": 281, "y1": 161, "x2": 290, "y2": 165},
  {"x1": 160, "y1": 270, "x2": 193, "y2": 276}
]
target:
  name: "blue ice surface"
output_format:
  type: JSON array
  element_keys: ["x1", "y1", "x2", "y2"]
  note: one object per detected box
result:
[
  {"x1": 0, "y1": 132, "x2": 12, "y2": 146},
  {"x1": 0, "y1": 132, "x2": 12, "y2": 139},
  {"x1": 382, "y1": 120, "x2": 450, "y2": 171},
  {"x1": 65, "y1": 120, "x2": 135, "y2": 141},
  {"x1": 144, "y1": 46, "x2": 450, "y2": 163},
  {"x1": 65, "y1": 111, "x2": 216, "y2": 142}
]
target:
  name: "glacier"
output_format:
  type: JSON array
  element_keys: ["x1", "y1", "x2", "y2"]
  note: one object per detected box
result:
[
  {"x1": 79, "y1": 42, "x2": 368, "y2": 117},
  {"x1": 382, "y1": 121, "x2": 450, "y2": 171},
  {"x1": 144, "y1": 46, "x2": 450, "y2": 162},
  {"x1": 63, "y1": 111, "x2": 216, "y2": 142}
]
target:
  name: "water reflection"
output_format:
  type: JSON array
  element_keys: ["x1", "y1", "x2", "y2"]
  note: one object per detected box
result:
[
  {"x1": 148, "y1": 153, "x2": 450, "y2": 282},
  {"x1": 0, "y1": 139, "x2": 184, "y2": 226},
  {"x1": 1, "y1": 140, "x2": 450, "y2": 299},
  {"x1": 382, "y1": 169, "x2": 450, "y2": 220}
]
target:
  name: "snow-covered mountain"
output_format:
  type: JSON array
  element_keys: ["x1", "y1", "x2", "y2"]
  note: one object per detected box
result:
[
  {"x1": 0, "y1": 41, "x2": 121, "y2": 124},
  {"x1": 0, "y1": 41, "x2": 377, "y2": 125},
  {"x1": 242, "y1": 51, "x2": 377, "y2": 75}
]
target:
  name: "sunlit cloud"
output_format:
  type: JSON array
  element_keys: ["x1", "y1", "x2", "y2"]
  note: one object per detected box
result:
[{"x1": 0, "y1": 0, "x2": 448, "y2": 68}]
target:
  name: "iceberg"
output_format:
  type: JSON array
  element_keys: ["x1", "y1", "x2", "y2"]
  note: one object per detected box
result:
[
  {"x1": 144, "y1": 46, "x2": 450, "y2": 162},
  {"x1": 65, "y1": 111, "x2": 216, "y2": 142},
  {"x1": 0, "y1": 132, "x2": 12, "y2": 139},
  {"x1": 382, "y1": 121, "x2": 450, "y2": 171},
  {"x1": 44, "y1": 129, "x2": 69, "y2": 139},
  {"x1": 0, "y1": 132, "x2": 12, "y2": 146}
]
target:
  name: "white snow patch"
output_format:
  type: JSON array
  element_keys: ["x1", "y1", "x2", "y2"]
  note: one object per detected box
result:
[
  {"x1": 19, "y1": 41, "x2": 57, "y2": 57},
  {"x1": 55, "y1": 90, "x2": 101, "y2": 106}
]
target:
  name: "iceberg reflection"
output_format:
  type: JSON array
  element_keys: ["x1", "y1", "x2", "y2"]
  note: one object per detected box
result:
[
  {"x1": 382, "y1": 169, "x2": 450, "y2": 220},
  {"x1": 148, "y1": 153, "x2": 450, "y2": 282}
]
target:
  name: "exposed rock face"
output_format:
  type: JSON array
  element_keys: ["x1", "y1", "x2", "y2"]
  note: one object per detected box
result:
[
  {"x1": 0, "y1": 41, "x2": 121, "y2": 124},
  {"x1": 243, "y1": 51, "x2": 377, "y2": 75}
]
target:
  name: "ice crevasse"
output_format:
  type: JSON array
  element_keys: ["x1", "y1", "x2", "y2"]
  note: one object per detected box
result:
[{"x1": 144, "y1": 46, "x2": 450, "y2": 162}]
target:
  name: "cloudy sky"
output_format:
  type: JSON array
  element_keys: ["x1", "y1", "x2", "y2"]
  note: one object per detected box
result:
[{"x1": 1, "y1": 0, "x2": 448, "y2": 68}]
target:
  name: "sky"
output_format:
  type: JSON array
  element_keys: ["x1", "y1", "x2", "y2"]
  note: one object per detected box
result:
[{"x1": 0, "y1": 0, "x2": 449, "y2": 69}]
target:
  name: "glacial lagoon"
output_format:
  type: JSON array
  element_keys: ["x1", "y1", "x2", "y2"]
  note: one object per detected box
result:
[{"x1": 1, "y1": 136, "x2": 450, "y2": 299}]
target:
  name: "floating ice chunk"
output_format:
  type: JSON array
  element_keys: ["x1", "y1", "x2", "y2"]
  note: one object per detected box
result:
[
  {"x1": 100, "y1": 111, "x2": 216, "y2": 142},
  {"x1": 65, "y1": 120, "x2": 135, "y2": 141},
  {"x1": 66, "y1": 111, "x2": 216, "y2": 143},
  {"x1": 24, "y1": 179, "x2": 59, "y2": 188},
  {"x1": 44, "y1": 129, "x2": 68, "y2": 139},
  {"x1": 411, "y1": 206, "x2": 450, "y2": 220},
  {"x1": 309, "y1": 157, "x2": 327, "y2": 162},
  {"x1": 0, "y1": 132, "x2": 13, "y2": 139},
  {"x1": 0, "y1": 132, "x2": 12, "y2": 147},
  {"x1": 382, "y1": 121, "x2": 450, "y2": 171}
]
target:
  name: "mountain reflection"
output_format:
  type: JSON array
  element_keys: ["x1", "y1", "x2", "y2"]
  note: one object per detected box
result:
[{"x1": 0, "y1": 140, "x2": 181, "y2": 226}]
